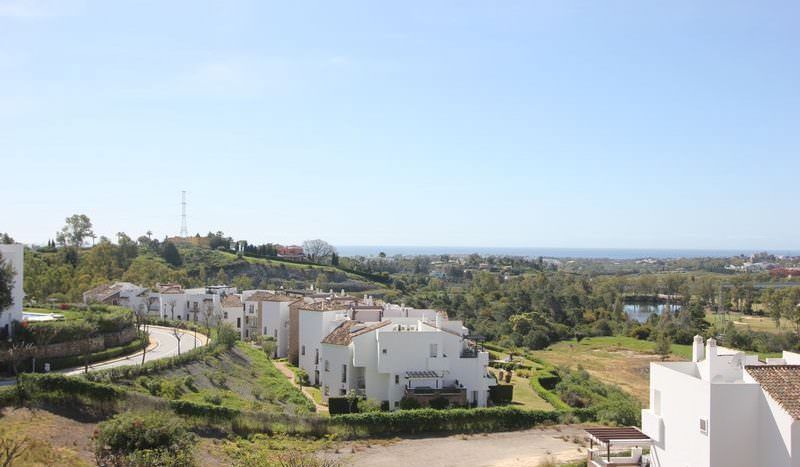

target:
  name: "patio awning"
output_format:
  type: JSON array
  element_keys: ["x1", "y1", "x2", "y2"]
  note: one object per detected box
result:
[
  {"x1": 585, "y1": 427, "x2": 652, "y2": 447},
  {"x1": 405, "y1": 370, "x2": 440, "y2": 379}
]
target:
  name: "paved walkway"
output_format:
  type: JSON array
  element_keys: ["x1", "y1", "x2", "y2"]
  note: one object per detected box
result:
[{"x1": 273, "y1": 360, "x2": 328, "y2": 414}]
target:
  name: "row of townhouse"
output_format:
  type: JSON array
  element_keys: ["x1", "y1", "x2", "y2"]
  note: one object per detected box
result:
[{"x1": 83, "y1": 282, "x2": 227, "y2": 324}]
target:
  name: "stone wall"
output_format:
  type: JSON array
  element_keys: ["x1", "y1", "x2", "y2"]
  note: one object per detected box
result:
[{"x1": 0, "y1": 326, "x2": 138, "y2": 362}]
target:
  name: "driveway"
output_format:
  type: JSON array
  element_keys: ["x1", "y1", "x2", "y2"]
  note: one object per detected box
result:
[
  {"x1": 338, "y1": 426, "x2": 587, "y2": 467},
  {"x1": 62, "y1": 325, "x2": 208, "y2": 375}
]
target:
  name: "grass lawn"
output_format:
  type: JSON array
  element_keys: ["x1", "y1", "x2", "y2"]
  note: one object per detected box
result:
[
  {"x1": 705, "y1": 310, "x2": 794, "y2": 335},
  {"x1": 532, "y1": 336, "x2": 689, "y2": 403},
  {"x1": 488, "y1": 368, "x2": 552, "y2": 411}
]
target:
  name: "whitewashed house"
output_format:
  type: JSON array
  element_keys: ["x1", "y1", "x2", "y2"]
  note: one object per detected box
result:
[
  {"x1": 152, "y1": 284, "x2": 221, "y2": 323},
  {"x1": 318, "y1": 312, "x2": 493, "y2": 410},
  {"x1": 241, "y1": 291, "x2": 299, "y2": 357},
  {"x1": 0, "y1": 243, "x2": 24, "y2": 337},
  {"x1": 297, "y1": 301, "x2": 350, "y2": 386},
  {"x1": 83, "y1": 281, "x2": 149, "y2": 311},
  {"x1": 220, "y1": 294, "x2": 244, "y2": 338},
  {"x1": 641, "y1": 335, "x2": 800, "y2": 467}
]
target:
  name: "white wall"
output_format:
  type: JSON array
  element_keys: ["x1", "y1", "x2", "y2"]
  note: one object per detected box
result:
[{"x1": 0, "y1": 244, "x2": 23, "y2": 335}]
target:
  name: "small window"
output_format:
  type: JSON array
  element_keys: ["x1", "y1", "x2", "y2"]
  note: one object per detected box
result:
[
  {"x1": 382, "y1": 348, "x2": 387, "y2": 354},
  {"x1": 339, "y1": 389, "x2": 347, "y2": 396},
  {"x1": 324, "y1": 360, "x2": 330, "y2": 372},
  {"x1": 395, "y1": 375, "x2": 400, "y2": 384},
  {"x1": 301, "y1": 345, "x2": 306, "y2": 356},
  {"x1": 342, "y1": 364, "x2": 347, "y2": 383},
  {"x1": 236, "y1": 317, "x2": 241, "y2": 328},
  {"x1": 274, "y1": 329, "x2": 278, "y2": 338},
  {"x1": 699, "y1": 418, "x2": 708, "y2": 434},
  {"x1": 324, "y1": 385, "x2": 329, "y2": 396},
  {"x1": 223, "y1": 311, "x2": 228, "y2": 319},
  {"x1": 394, "y1": 401, "x2": 399, "y2": 408},
  {"x1": 430, "y1": 343, "x2": 438, "y2": 358}
]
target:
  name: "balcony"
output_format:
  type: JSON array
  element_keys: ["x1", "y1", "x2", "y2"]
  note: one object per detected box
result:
[{"x1": 404, "y1": 386, "x2": 467, "y2": 407}]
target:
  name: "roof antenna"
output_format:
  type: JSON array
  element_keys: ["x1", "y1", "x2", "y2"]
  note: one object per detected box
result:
[{"x1": 180, "y1": 190, "x2": 188, "y2": 237}]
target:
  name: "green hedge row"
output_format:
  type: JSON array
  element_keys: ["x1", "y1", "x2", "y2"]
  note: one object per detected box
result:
[
  {"x1": 328, "y1": 397, "x2": 359, "y2": 415},
  {"x1": 20, "y1": 373, "x2": 123, "y2": 402},
  {"x1": 169, "y1": 399, "x2": 240, "y2": 421},
  {"x1": 489, "y1": 384, "x2": 514, "y2": 404},
  {"x1": 15, "y1": 307, "x2": 134, "y2": 344},
  {"x1": 85, "y1": 342, "x2": 223, "y2": 384},
  {"x1": 331, "y1": 407, "x2": 560, "y2": 436}
]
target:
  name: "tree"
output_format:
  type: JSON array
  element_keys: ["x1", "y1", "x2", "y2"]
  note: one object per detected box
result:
[
  {"x1": 8, "y1": 342, "x2": 33, "y2": 390},
  {"x1": 214, "y1": 269, "x2": 229, "y2": 285},
  {"x1": 201, "y1": 304, "x2": 214, "y2": 339},
  {"x1": 172, "y1": 327, "x2": 183, "y2": 356},
  {"x1": 302, "y1": 239, "x2": 336, "y2": 263},
  {"x1": 0, "y1": 233, "x2": 14, "y2": 245},
  {"x1": 55, "y1": 214, "x2": 94, "y2": 248},
  {"x1": 78, "y1": 322, "x2": 100, "y2": 374},
  {"x1": 231, "y1": 275, "x2": 253, "y2": 292},
  {"x1": 30, "y1": 325, "x2": 58, "y2": 372},
  {"x1": 135, "y1": 303, "x2": 150, "y2": 365},
  {"x1": 0, "y1": 253, "x2": 14, "y2": 311},
  {"x1": 0, "y1": 436, "x2": 29, "y2": 467},
  {"x1": 655, "y1": 332, "x2": 672, "y2": 361},
  {"x1": 161, "y1": 241, "x2": 182, "y2": 267}
]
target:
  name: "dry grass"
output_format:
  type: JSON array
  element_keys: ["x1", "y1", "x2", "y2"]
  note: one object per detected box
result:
[{"x1": 0, "y1": 407, "x2": 94, "y2": 466}]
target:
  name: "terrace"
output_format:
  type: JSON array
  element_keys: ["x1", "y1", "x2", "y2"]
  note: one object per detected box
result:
[{"x1": 584, "y1": 427, "x2": 652, "y2": 467}]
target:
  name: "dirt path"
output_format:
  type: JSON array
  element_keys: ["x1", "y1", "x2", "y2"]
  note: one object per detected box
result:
[
  {"x1": 273, "y1": 361, "x2": 329, "y2": 414},
  {"x1": 337, "y1": 426, "x2": 587, "y2": 467}
]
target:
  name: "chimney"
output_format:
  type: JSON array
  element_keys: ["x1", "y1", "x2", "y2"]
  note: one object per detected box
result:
[
  {"x1": 706, "y1": 338, "x2": 717, "y2": 358},
  {"x1": 692, "y1": 335, "x2": 705, "y2": 362}
]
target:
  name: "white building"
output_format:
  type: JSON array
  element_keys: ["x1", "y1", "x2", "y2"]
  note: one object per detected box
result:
[
  {"x1": 241, "y1": 291, "x2": 299, "y2": 357},
  {"x1": 83, "y1": 281, "x2": 149, "y2": 310},
  {"x1": 641, "y1": 335, "x2": 800, "y2": 467},
  {"x1": 317, "y1": 312, "x2": 493, "y2": 410},
  {"x1": 152, "y1": 284, "x2": 221, "y2": 323},
  {"x1": 0, "y1": 243, "x2": 24, "y2": 337},
  {"x1": 220, "y1": 294, "x2": 245, "y2": 338},
  {"x1": 297, "y1": 301, "x2": 350, "y2": 386}
]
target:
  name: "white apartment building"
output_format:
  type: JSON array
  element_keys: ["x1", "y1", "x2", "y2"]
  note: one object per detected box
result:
[
  {"x1": 0, "y1": 244, "x2": 24, "y2": 337},
  {"x1": 298, "y1": 301, "x2": 350, "y2": 385},
  {"x1": 241, "y1": 291, "x2": 299, "y2": 357},
  {"x1": 83, "y1": 281, "x2": 149, "y2": 311},
  {"x1": 317, "y1": 312, "x2": 493, "y2": 410},
  {"x1": 641, "y1": 335, "x2": 800, "y2": 467}
]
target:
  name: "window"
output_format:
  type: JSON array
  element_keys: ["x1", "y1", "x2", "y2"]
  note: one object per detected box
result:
[
  {"x1": 394, "y1": 401, "x2": 399, "y2": 408},
  {"x1": 324, "y1": 385, "x2": 329, "y2": 396},
  {"x1": 382, "y1": 348, "x2": 387, "y2": 354},
  {"x1": 341, "y1": 365, "x2": 347, "y2": 383},
  {"x1": 339, "y1": 389, "x2": 347, "y2": 396},
  {"x1": 395, "y1": 375, "x2": 400, "y2": 384},
  {"x1": 263, "y1": 327, "x2": 267, "y2": 335},
  {"x1": 324, "y1": 360, "x2": 330, "y2": 372},
  {"x1": 653, "y1": 390, "x2": 662, "y2": 415},
  {"x1": 699, "y1": 418, "x2": 708, "y2": 435},
  {"x1": 301, "y1": 345, "x2": 306, "y2": 356},
  {"x1": 274, "y1": 329, "x2": 278, "y2": 338},
  {"x1": 236, "y1": 317, "x2": 241, "y2": 329},
  {"x1": 248, "y1": 305, "x2": 254, "y2": 314},
  {"x1": 223, "y1": 311, "x2": 228, "y2": 319},
  {"x1": 315, "y1": 349, "x2": 319, "y2": 365},
  {"x1": 430, "y1": 343, "x2": 438, "y2": 358}
]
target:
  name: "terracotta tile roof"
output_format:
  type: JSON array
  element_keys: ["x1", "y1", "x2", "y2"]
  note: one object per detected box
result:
[
  {"x1": 322, "y1": 320, "x2": 392, "y2": 345},
  {"x1": 221, "y1": 295, "x2": 242, "y2": 307},
  {"x1": 245, "y1": 291, "x2": 299, "y2": 303},
  {"x1": 84, "y1": 282, "x2": 143, "y2": 302},
  {"x1": 746, "y1": 365, "x2": 800, "y2": 419}
]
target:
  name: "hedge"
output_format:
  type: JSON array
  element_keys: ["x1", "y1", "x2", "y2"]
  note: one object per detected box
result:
[
  {"x1": 20, "y1": 373, "x2": 123, "y2": 403},
  {"x1": 84, "y1": 342, "x2": 223, "y2": 384},
  {"x1": 169, "y1": 399, "x2": 241, "y2": 421},
  {"x1": 489, "y1": 384, "x2": 514, "y2": 404},
  {"x1": 328, "y1": 397, "x2": 359, "y2": 415},
  {"x1": 331, "y1": 407, "x2": 561, "y2": 436}
]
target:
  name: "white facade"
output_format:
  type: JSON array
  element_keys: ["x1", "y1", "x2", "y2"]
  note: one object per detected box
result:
[
  {"x1": 0, "y1": 244, "x2": 24, "y2": 337},
  {"x1": 319, "y1": 317, "x2": 493, "y2": 410},
  {"x1": 298, "y1": 306, "x2": 349, "y2": 386},
  {"x1": 642, "y1": 336, "x2": 800, "y2": 467}
]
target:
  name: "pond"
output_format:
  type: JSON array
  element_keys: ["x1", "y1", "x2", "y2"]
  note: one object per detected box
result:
[{"x1": 624, "y1": 303, "x2": 681, "y2": 323}]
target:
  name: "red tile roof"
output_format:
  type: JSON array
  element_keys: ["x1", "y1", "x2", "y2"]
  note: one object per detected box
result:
[{"x1": 746, "y1": 365, "x2": 800, "y2": 419}]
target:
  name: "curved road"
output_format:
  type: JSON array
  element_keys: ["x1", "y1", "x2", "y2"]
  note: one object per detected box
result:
[{"x1": 63, "y1": 325, "x2": 208, "y2": 376}]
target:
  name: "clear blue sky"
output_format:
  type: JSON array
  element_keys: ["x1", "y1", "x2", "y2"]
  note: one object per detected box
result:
[{"x1": 1, "y1": 0, "x2": 798, "y2": 250}]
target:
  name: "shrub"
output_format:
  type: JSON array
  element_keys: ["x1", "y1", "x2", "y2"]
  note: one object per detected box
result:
[
  {"x1": 399, "y1": 397, "x2": 421, "y2": 410},
  {"x1": 203, "y1": 393, "x2": 223, "y2": 405},
  {"x1": 428, "y1": 397, "x2": 450, "y2": 410},
  {"x1": 94, "y1": 411, "x2": 195, "y2": 466},
  {"x1": 489, "y1": 384, "x2": 514, "y2": 404},
  {"x1": 328, "y1": 396, "x2": 359, "y2": 415},
  {"x1": 331, "y1": 407, "x2": 560, "y2": 436}
]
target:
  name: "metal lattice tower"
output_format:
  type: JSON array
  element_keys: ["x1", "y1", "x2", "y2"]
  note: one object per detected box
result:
[{"x1": 180, "y1": 191, "x2": 188, "y2": 237}]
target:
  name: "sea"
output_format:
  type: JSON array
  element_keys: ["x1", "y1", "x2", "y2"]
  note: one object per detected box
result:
[{"x1": 335, "y1": 246, "x2": 800, "y2": 260}]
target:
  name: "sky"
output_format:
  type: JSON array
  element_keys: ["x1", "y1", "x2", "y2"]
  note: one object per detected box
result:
[{"x1": 1, "y1": 0, "x2": 798, "y2": 250}]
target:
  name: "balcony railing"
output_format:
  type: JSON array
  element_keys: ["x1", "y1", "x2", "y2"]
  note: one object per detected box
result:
[{"x1": 405, "y1": 386, "x2": 465, "y2": 396}]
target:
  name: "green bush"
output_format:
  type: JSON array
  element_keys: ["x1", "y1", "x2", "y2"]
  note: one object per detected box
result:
[
  {"x1": 94, "y1": 411, "x2": 195, "y2": 467},
  {"x1": 489, "y1": 384, "x2": 514, "y2": 404},
  {"x1": 328, "y1": 396, "x2": 359, "y2": 415},
  {"x1": 332, "y1": 407, "x2": 560, "y2": 436},
  {"x1": 169, "y1": 399, "x2": 240, "y2": 421},
  {"x1": 428, "y1": 396, "x2": 450, "y2": 410},
  {"x1": 399, "y1": 397, "x2": 421, "y2": 410},
  {"x1": 21, "y1": 373, "x2": 123, "y2": 403}
]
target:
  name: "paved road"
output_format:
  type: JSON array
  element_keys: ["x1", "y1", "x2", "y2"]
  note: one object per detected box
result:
[{"x1": 60, "y1": 325, "x2": 207, "y2": 376}]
